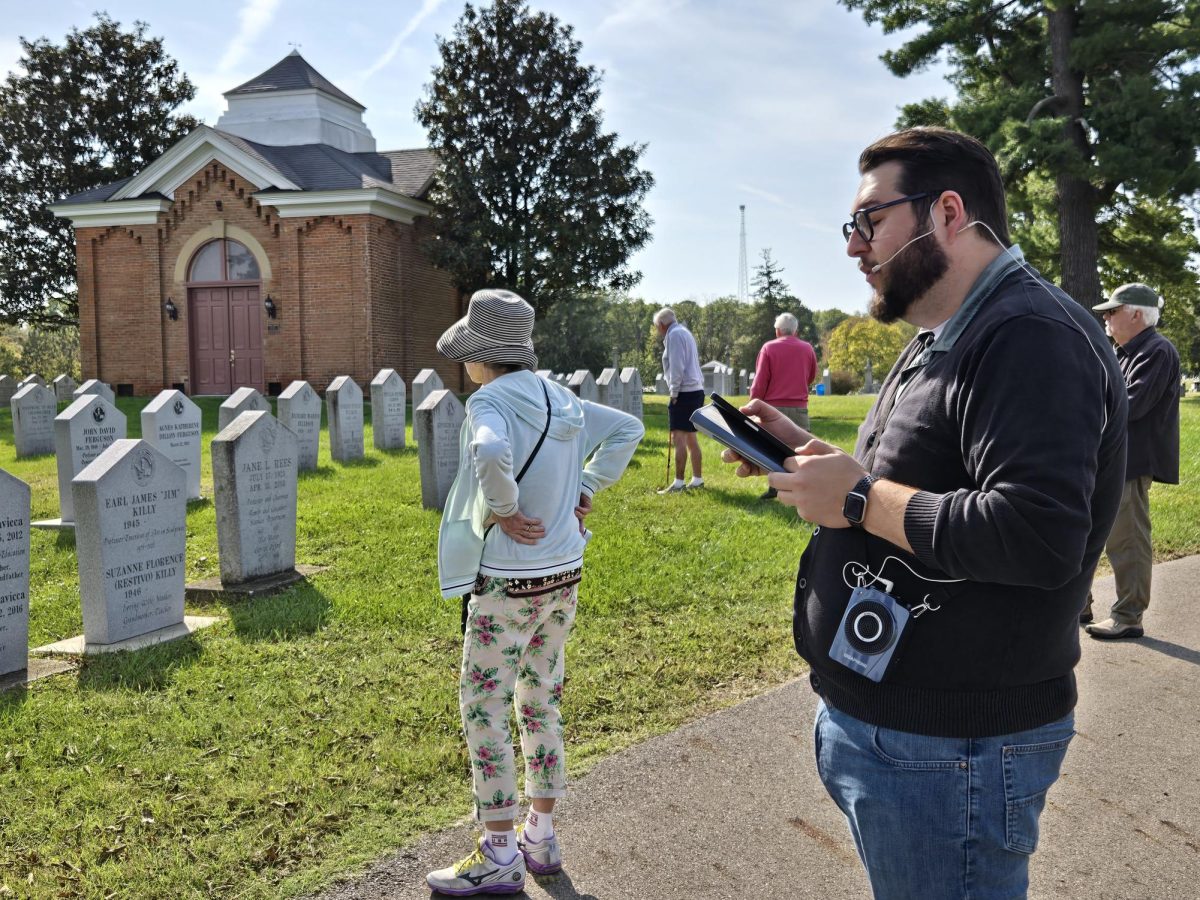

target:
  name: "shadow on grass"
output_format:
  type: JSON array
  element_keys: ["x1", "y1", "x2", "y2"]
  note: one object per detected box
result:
[
  {"x1": 221, "y1": 582, "x2": 333, "y2": 642},
  {"x1": 76, "y1": 634, "x2": 205, "y2": 692},
  {"x1": 1137, "y1": 636, "x2": 1200, "y2": 666},
  {"x1": 54, "y1": 529, "x2": 77, "y2": 550},
  {"x1": 299, "y1": 465, "x2": 339, "y2": 480},
  {"x1": 699, "y1": 484, "x2": 811, "y2": 525},
  {"x1": 332, "y1": 455, "x2": 381, "y2": 469}
]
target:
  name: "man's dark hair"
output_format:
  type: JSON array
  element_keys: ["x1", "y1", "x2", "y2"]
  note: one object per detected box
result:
[{"x1": 859, "y1": 128, "x2": 1011, "y2": 246}]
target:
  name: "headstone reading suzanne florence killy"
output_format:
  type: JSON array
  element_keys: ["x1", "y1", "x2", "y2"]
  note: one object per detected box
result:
[
  {"x1": 211, "y1": 411, "x2": 300, "y2": 588},
  {"x1": 326, "y1": 376, "x2": 364, "y2": 462},
  {"x1": 11, "y1": 383, "x2": 56, "y2": 458},
  {"x1": 218, "y1": 386, "x2": 270, "y2": 432},
  {"x1": 73, "y1": 378, "x2": 115, "y2": 405},
  {"x1": 415, "y1": 389, "x2": 465, "y2": 511},
  {"x1": 620, "y1": 367, "x2": 644, "y2": 421},
  {"x1": 39, "y1": 394, "x2": 126, "y2": 528},
  {"x1": 277, "y1": 381, "x2": 322, "y2": 471},
  {"x1": 597, "y1": 368, "x2": 624, "y2": 410},
  {"x1": 141, "y1": 390, "x2": 203, "y2": 500},
  {"x1": 568, "y1": 370, "x2": 599, "y2": 402},
  {"x1": 0, "y1": 469, "x2": 32, "y2": 678},
  {"x1": 370, "y1": 368, "x2": 406, "y2": 451},
  {"x1": 53, "y1": 374, "x2": 77, "y2": 404}
]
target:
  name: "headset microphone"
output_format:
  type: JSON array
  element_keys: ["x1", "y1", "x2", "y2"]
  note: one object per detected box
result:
[{"x1": 869, "y1": 201, "x2": 939, "y2": 274}]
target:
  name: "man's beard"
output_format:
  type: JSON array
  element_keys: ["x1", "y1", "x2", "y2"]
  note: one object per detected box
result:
[{"x1": 868, "y1": 225, "x2": 950, "y2": 324}]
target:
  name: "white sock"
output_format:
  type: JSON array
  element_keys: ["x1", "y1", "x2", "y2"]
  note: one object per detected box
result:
[
  {"x1": 524, "y1": 809, "x2": 554, "y2": 843},
  {"x1": 484, "y1": 829, "x2": 518, "y2": 864}
]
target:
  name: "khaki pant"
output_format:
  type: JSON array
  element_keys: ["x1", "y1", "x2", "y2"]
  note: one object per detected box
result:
[
  {"x1": 775, "y1": 406, "x2": 810, "y2": 432},
  {"x1": 1105, "y1": 476, "x2": 1153, "y2": 625}
]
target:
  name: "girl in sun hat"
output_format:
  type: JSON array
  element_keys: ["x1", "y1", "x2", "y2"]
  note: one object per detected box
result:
[{"x1": 426, "y1": 288, "x2": 644, "y2": 896}]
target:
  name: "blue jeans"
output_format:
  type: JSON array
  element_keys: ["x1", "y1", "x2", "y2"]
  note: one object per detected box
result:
[{"x1": 813, "y1": 699, "x2": 1074, "y2": 900}]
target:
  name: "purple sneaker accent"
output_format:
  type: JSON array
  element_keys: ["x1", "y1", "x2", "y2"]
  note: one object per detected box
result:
[{"x1": 517, "y1": 827, "x2": 562, "y2": 875}]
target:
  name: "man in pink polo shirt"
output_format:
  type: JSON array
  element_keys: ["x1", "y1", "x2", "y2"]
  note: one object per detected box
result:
[{"x1": 751, "y1": 312, "x2": 818, "y2": 499}]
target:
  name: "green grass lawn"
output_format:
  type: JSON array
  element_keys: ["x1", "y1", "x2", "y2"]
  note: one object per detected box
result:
[{"x1": 1, "y1": 393, "x2": 1197, "y2": 898}]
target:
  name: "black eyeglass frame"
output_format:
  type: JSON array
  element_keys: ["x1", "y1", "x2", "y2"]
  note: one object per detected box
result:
[{"x1": 842, "y1": 192, "x2": 936, "y2": 244}]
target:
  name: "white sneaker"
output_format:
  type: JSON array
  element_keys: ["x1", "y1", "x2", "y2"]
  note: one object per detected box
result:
[
  {"x1": 517, "y1": 822, "x2": 563, "y2": 874},
  {"x1": 687, "y1": 477, "x2": 705, "y2": 489},
  {"x1": 426, "y1": 837, "x2": 526, "y2": 896},
  {"x1": 657, "y1": 482, "x2": 686, "y2": 494}
]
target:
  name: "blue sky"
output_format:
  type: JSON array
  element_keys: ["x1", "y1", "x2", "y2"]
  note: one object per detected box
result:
[{"x1": 2, "y1": 0, "x2": 952, "y2": 312}]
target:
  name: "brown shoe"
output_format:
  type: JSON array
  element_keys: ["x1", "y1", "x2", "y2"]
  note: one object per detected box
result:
[{"x1": 1086, "y1": 618, "x2": 1144, "y2": 640}]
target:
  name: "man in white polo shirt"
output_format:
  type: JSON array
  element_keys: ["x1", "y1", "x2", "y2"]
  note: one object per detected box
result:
[{"x1": 654, "y1": 307, "x2": 705, "y2": 493}]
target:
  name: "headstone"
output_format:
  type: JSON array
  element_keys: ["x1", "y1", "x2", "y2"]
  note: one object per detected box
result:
[
  {"x1": 212, "y1": 411, "x2": 299, "y2": 585},
  {"x1": 17, "y1": 374, "x2": 45, "y2": 390},
  {"x1": 567, "y1": 370, "x2": 599, "y2": 402},
  {"x1": 53, "y1": 375, "x2": 78, "y2": 404},
  {"x1": 412, "y1": 369, "x2": 444, "y2": 414},
  {"x1": 52, "y1": 395, "x2": 127, "y2": 524},
  {"x1": 555, "y1": 373, "x2": 568, "y2": 384},
  {"x1": 141, "y1": 390, "x2": 202, "y2": 499},
  {"x1": 655, "y1": 373, "x2": 668, "y2": 395},
  {"x1": 11, "y1": 384, "x2": 56, "y2": 457},
  {"x1": 369, "y1": 369, "x2": 406, "y2": 451},
  {"x1": 277, "y1": 381, "x2": 322, "y2": 471},
  {"x1": 596, "y1": 368, "x2": 624, "y2": 409},
  {"x1": 218, "y1": 387, "x2": 270, "y2": 432},
  {"x1": 73, "y1": 379, "x2": 115, "y2": 405},
  {"x1": 536, "y1": 369, "x2": 554, "y2": 381},
  {"x1": 701, "y1": 361, "x2": 721, "y2": 394},
  {"x1": 415, "y1": 390, "x2": 465, "y2": 510},
  {"x1": 739, "y1": 369, "x2": 749, "y2": 395},
  {"x1": 821, "y1": 368, "x2": 831, "y2": 396},
  {"x1": 0, "y1": 376, "x2": 16, "y2": 406},
  {"x1": 72, "y1": 440, "x2": 187, "y2": 645},
  {"x1": 0, "y1": 470, "x2": 31, "y2": 677},
  {"x1": 620, "y1": 367, "x2": 644, "y2": 420},
  {"x1": 326, "y1": 376, "x2": 364, "y2": 462},
  {"x1": 863, "y1": 359, "x2": 875, "y2": 394}
]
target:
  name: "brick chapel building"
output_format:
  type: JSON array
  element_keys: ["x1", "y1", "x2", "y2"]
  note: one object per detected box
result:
[{"x1": 51, "y1": 51, "x2": 466, "y2": 397}]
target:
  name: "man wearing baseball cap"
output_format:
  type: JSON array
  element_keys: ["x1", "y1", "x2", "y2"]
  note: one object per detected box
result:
[{"x1": 1085, "y1": 283, "x2": 1181, "y2": 639}]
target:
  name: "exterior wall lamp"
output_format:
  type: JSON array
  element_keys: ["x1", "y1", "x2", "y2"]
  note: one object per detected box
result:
[
  {"x1": 164, "y1": 297, "x2": 178, "y2": 320},
  {"x1": 264, "y1": 295, "x2": 278, "y2": 319}
]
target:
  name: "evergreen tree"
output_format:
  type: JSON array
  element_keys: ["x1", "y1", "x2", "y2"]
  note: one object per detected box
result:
[
  {"x1": 415, "y1": 0, "x2": 653, "y2": 311},
  {"x1": 0, "y1": 14, "x2": 198, "y2": 326}
]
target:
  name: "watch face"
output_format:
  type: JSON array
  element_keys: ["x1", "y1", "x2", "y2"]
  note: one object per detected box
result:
[{"x1": 843, "y1": 491, "x2": 867, "y2": 525}]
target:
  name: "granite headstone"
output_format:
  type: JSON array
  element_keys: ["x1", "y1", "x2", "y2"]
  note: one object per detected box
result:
[
  {"x1": 53, "y1": 375, "x2": 78, "y2": 404},
  {"x1": 567, "y1": 370, "x2": 599, "y2": 402},
  {"x1": 0, "y1": 470, "x2": 31, "y2": 677},
  {"x1": 415, "y1": 389, "x2": 465, "y2": 510},
  {"x1": 141, "y1": 390, "x2": 203, "y2": 499},
  {"x1": 370, "y1": 369, "x2": 407, "y2": 451},
  {"x1": 0, "y1": 376, "x2": 16, "y2": 406},
  {"x1": 277, "y1": 380, "x2": 322, "y2": 471},
  {"x1": 218, "y1": 387, "x2": 270, "y2": 431},
  {"x1": 53, "y1": 395, "x2": 127, "y2": 523},
  {"x1": 597, "y1": 368, "x2": 624, "y2": 409},
  {"x1": 11, "y1": 384, "x2": 56, "y2": 457},
  {"x1": 73, "y1": 379, "x2": 115, "y2": 405},
  {"x1": 620, "y1": 367, "x2": 644, "y2": 420},
  {"x1": 326, "y1": 376, "x2": 365, "y2": 462}
]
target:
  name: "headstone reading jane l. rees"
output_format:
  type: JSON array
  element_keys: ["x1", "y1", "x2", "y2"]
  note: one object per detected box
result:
[
  {"x1": 597, "y1": 368, "x2": 624, "y2": 410},
  {"x1": 568, "y1": 370, "x2": 599, "y2": 403},
  {"x1": 277, "y1": 380, "x2": 321, "y2": 471},
  {"x1": 0, "y1": 469, "x2": 31, "y2": 677},
  {"x1": 212, "y1": 411, "x2": 299, "y2": 586},
  {"x1": 73, "y1": 440, "x2": 187, "y2": 645},
  {"x1": 620, "y1": 367, "x2": 644, "y2": 421},
  {"x1": 11, "y1": 384, "x2": 56, "y2": 458},
  {"x1": 73, "y1": 379, "x2": 115, "y2": 405},
  {"x1": 51, "y1": 395, "x2": 127, "y2": 524},
  {"x1": 53, "y1": 374, "x2": 77, "y2": 404},
  {"x1": 370, "y1": 369, "x2": 406, "y2": 451},
  {"x1": 141, "y1": 390, "x2": 202, "y2": 499},
  {"x1": 218, "y1": 386, "x2": 269, "y2": 431},
  {"x1": 326, "y1": 376, "x2": 364, "y2": 462},
  {"x1": 415, "y1": 389, "x2": 465, "y2": 510}
]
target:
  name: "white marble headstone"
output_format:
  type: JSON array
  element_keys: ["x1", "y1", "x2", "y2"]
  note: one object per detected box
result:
[
  {"x1": 218, "y1": 387, "x2": 270, "y2": 432},
  {"x1": 73, "y1": 379, "x2": 115, "y2": 405},
  {"x1": 739, "y1": 369, "x2": 749, "y2": 395},
  {"x1": 415, "y1": 390, "x2": 465, "y2": 511},
  {"x1": 370, "y1": 369, "x2": 406, "y2": 451},
  {"x1": 412, "y1": 369, "x2": 445, "y2": 446},
  {"x1": 326, "y1": 376, "x2": 364, "y2": 462},
  {"x1": 277, "y1": 381, "x2": 322, "y2": 471},
  {"x1": 536, "y1": 370, "x2": 554, "y2": 381},
  {"x1": 17, "y1": 374, "x2": 45, "y2": 390},
  {"x1": 141, "y1": 390, "x2": 202, "y2": 499},
  {"x1": 0, "y1": 469, "x2": 31, "y2": 676},
  {"x1": 597, "y1": 368, "x2": 624, "y2": 409},
  {"x1": 72, "y1": 440, "x2": 187, "y2": 645},
  {"x1": 11, "y1": 384, "x2": 56, "y2": 457},
  {"x1": 212, "y1": 411, "x2": 298, "y2": 585},
  {"x1": 54, "y1": 395, "x2": 127, "y2": 523},
  {"x1": 0, "y1": 376, "x2": 16, "y2": 406},
  {"x1": 568, "y1": 370, "x2": 599, "y2": 402},
  {"x1": 655, "y1": 373, "x2": 667, "y2": 395},
  {"x1": 53, "y1": 374, "x2": 78, "y2": 403},
  {"x1": 620, "y1": 367, "x2": 644, "y2": 420}
]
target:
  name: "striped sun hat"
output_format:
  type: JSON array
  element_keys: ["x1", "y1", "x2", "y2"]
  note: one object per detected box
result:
[{"x1": 437, "y1": 289, "x2": 538, "y2": 368}]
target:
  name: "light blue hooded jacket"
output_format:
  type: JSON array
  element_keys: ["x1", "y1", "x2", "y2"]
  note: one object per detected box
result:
[{"x1": 437, "y1": 370, "x2": 644, "y2": 598}]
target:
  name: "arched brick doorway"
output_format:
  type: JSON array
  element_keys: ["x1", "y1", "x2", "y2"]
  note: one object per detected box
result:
[{"x1": 187, "y1": 238, "x2": 264, "y2": 395}]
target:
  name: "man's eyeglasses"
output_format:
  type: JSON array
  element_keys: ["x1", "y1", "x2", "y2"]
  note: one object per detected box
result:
[{"x1": 842, "y1": 193, "x2": 933, "y2": 244}]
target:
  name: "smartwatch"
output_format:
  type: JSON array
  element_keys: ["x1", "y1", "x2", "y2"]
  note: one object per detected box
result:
[{"x1": 842, "y1": 474, "x2": 876, "y2": 528}]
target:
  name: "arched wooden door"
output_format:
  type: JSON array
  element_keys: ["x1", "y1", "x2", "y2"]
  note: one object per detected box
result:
[{"x1": 186, "y1": 239, "x2": 264, "y2": 395}]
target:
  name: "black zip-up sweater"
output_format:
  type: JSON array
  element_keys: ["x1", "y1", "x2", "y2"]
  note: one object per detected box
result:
[{"x1": 795, "y1": 252, "x2": 1128, "y2": 738}]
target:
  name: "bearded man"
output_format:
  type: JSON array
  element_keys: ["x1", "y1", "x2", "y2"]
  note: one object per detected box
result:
[{"x1": 722, "y1": 127, "x2": 1128, "y2": 898}]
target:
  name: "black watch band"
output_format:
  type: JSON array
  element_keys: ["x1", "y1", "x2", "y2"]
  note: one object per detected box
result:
[{"x1": 842, "y1": 474, "x2": 876, "y2": 528}]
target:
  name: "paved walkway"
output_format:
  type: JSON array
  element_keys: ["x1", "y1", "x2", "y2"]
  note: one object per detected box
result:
[{"x1": 316, "y1": 557, "x2": 1200, "y2": 899}]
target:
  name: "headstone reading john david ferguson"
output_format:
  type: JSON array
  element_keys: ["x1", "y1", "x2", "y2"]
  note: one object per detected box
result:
[
  {"x1": 277, "y1": 380, "x2": 322, "y2": 471},
  {"x1": 370, "y1": 368, "x2": 406, "y2": 451},
  {"x1": 212, "y1": 411, "x2": 299, "y2": 586},
  {"x1": 47, "y1": 395, "x2": 127, "y2": 526},
  {"x1": 73, "y1": 440, "x2": 188, "y2": 646},
  {"x1": 326, "y1": 376, "x2": 364, "y2": 462},
  {"x1": 0, "y1": 469, "x2": 31, "y2": 678},
  {"x1": 415, "y1": 389, "x2": 465, "y2": 510},
  {"x1": 141, "y1": 390, "x2": 202, "y2": 499}
]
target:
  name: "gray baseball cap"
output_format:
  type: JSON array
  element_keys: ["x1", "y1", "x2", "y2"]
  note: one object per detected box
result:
[{"x1": 1092, "y1": 282, "x2": 1161, "y2": 312}]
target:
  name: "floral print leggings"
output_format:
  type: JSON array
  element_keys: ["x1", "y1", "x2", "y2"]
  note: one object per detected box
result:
[{"x1": 460, "y1": 572, "x2": 579, "y2": 822}]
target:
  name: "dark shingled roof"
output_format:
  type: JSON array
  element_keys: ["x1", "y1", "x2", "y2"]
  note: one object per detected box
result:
[
  {"x1": 225, "y1": 50, "x2": 364, "y2": 110},
  {"x1": 56, "y1": 177, "x2": 135, "y2": 205}
]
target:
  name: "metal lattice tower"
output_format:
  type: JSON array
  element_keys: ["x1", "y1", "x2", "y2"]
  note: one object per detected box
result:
[{"x1": 737, "y1": 205, "x2": 749, "y2": 302}]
